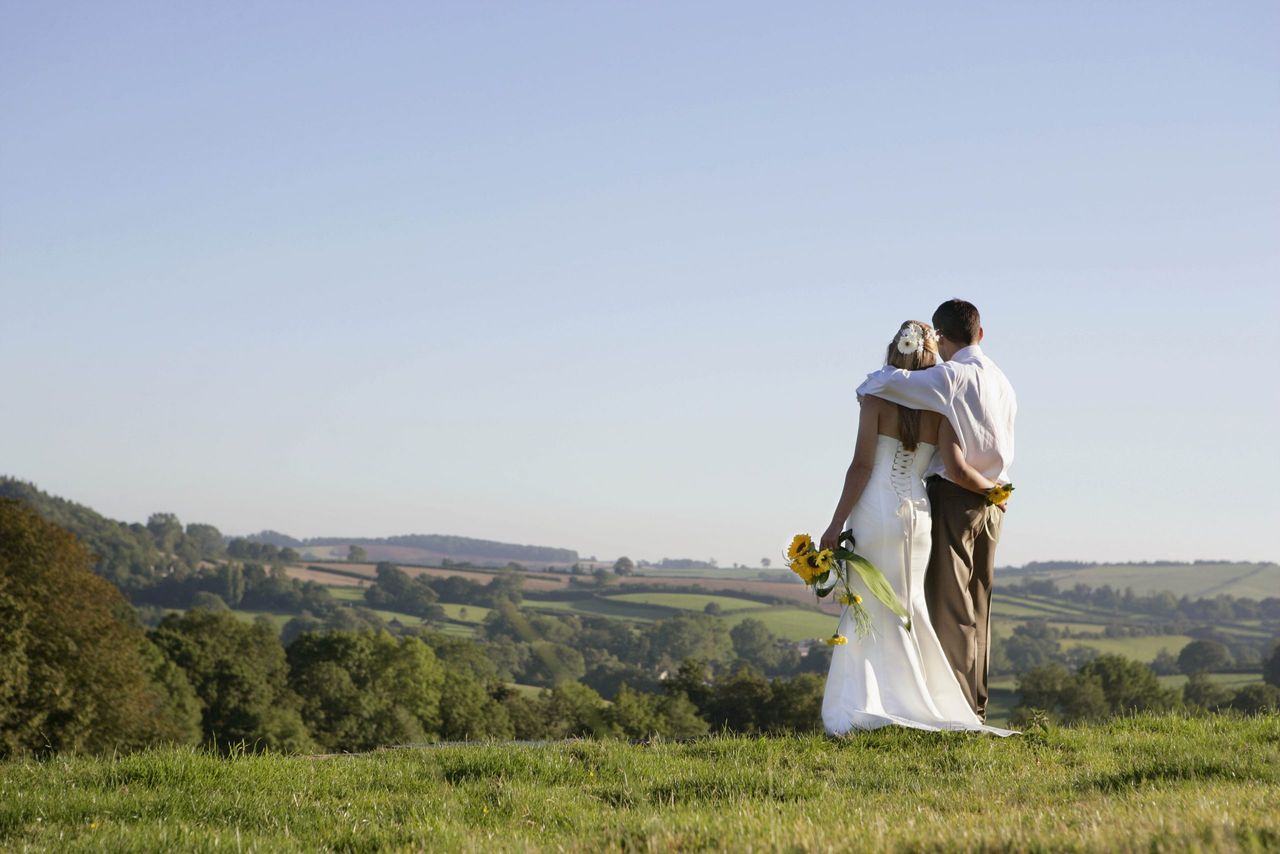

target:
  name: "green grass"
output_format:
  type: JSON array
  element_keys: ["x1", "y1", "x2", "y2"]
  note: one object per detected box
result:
[
  {"x1": 1157, "y1": 672, "x2": 1263, "y2": 690},
  {"x1": 438, "y1": 603, "x2": 491, "y2": 624},
  {"x1": 721, "y1": 607, "x2": 836, "y2": 642},
  {"x1": 324, "y1": 585, "x2": 367, "y2": 603},
  {"x1": 605, "y1": 591, "x2": 766, "y2": 612},
  {"x1": 524, "y1": 597, "x2": 669, "y2": 622},
  {"x1": 1012, "y1": 561, "x2": 1280, "y2": 599},
  {"x1": 1063, "y1": 634, "x2": 1196, "y2": 660},
  {"x1": 2, "y1": 715, "x2": 1277, "y2": 851}
]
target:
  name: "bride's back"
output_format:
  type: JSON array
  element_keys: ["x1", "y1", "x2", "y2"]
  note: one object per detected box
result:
[{"x1": 866, "y1": 396, "x2": 942, "y2": 449}]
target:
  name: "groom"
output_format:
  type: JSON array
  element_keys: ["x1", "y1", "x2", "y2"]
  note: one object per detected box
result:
[{"x1": 856, "y1": 299, "x2": 1016, "y2": 720}]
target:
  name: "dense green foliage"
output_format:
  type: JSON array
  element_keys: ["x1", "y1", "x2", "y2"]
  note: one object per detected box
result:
[
  {"x1": 0, "y1": 500, "x2": 200, "y2": 757},
  {"x1": 149, "y1": 610, "x2": 314, "y2": 754},
  {"x1": 2, "y1": 716, "x2": 1277, "y2": 851}
]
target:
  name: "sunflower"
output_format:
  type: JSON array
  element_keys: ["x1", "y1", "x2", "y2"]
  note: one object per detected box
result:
[
  {"x1": 789, "y1": 558, "x2": 815, "y2": 584},
  {"x1": 838, "y1": 591, "x2": 863, "y2": 606},
  {"x1": 824, "y1": 634, "x2": 849, "y2": 646},
  {"x1": 814, "y1": 549, "x2": 834, "y2": 572},
  {"x1": 787, "y1": 533, "x2": 814, "y2": 561},
  {"x1": 985, "y1": 483, "x2": 1015, "y2": 506}
]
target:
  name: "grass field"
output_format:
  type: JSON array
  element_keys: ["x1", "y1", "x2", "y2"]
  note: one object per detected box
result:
[
  {"x1": 2, "y1": 715, "x2": 1276, "y2": 852},
  {"x1": 606, "y1": 591, "x2": 767, "y2": 612},
  {"x1": 1008, "y1": 561, "x2": 1280, "y2": 600},
  {"x1": 1156, "y1": 672, "x2": 1263, "y2": 690},
  {"x1": 1063, "y1": 634, "x2": 1196, "y2": 659}
]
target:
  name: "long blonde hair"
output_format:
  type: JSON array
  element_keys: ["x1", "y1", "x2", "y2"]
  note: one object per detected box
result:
[{"x1": 883, "y1": 320, "x2": 940, "y2": 451}]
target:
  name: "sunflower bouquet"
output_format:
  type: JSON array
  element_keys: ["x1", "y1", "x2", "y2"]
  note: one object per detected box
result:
[
  {"x1": 985, "y1": 483, "x2": 1014, "y2": 506},
  {"x1": 787, "y1": 531, "x2": 912, "y2": 641}
]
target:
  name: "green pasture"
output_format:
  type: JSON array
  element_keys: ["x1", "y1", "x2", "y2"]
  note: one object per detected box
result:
[
  {"x1": 1063, "y1": 634, "x2": 1196, "y2": 660},
  {"x1": 605, "y1": 591, "x2": 766, "y2": 613},
  {"x1": 523, "y1": 597, "x2": 668, "y2": 622},
  {"x1": 722, "y1": 607, "x2": 837, "y2": 642},
  {"x1": 3, "y1": 715, "x2": 1277, "y2": 852},
  {"x1": 1012, "y1": 561, "x2": 1280, "y2": 600},
  {"x1": 1157, "y1": 672, "x2": 1263, "y2": 690},
  {"x1": 437, "y1": 603, "x2": 491, "y2": 624},
  {"x1": 324, "y1": 585, "x2": 366, "y2": 603}
]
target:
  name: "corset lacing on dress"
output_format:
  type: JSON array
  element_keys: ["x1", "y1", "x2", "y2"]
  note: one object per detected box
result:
[{"x1": 889, "y1": 442, "x2": 929, "y2": 638}]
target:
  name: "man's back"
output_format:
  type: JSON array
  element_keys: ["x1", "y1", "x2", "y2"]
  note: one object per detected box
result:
[{"x1": 856, "y1": 343, "x2": 1015, "y2": 484}]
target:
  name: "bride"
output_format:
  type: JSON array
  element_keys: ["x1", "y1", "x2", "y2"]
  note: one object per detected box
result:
[{"x1": 818, "y1": 320, "x2": 1013, "y2": 736}]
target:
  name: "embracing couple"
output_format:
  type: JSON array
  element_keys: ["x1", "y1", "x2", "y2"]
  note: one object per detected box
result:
[{"x1": 819, "y1": 299, "x2": 1017, "y2": 736}]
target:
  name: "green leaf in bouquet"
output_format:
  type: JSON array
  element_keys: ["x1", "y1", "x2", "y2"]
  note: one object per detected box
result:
[
  {"x1": 840, "y1": 551, "x2": 912, "y2": 632},
  {"x1": 813, "y1": 569, "x2": 837, "y2": 597}
]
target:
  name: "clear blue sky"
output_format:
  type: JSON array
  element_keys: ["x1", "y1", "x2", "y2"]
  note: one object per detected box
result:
[{"x1": 2, "y1": 2, "x2": 1277, "y2": 568}]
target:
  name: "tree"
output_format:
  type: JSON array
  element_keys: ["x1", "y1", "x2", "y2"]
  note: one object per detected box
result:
[
  {"x1": 540, "y1": 682, "x2": 608, "y2": 738},
  {"x1": 1178, "y1": 640, "x2": 1232, "y2": 675},
  {"x1": 730, "y1": 618, "x2": 782, "y2": 674},
  {"x1": 612, "y1": 557, "x2": 635, "y2": 576},
  {"x1": 1262, "y1": 640, "x2": 1280, "y2": 688},
  {"x1": 766, "y1": 673, "x2": 825, "y2": 732},
  {"x1": 486, "y1": 570, "x2": 524, "y2": 606},
  {"x1": 1003, "y1": 621, "x2": 1064, "y2": 674},
  {"x1": 287, "y1": 631, "x2": 444, "y2": 751},
  {"x1": 1228, "y1": 683, "x2": 1280, "y2": 715},
  {"x1": 646, "y1": 613, "x2": 733, "y2": 669},
  {"x1": 190, "y1": 592, "x2": 229, "y2": 611},
  {"x1": 1150, "y1": 648, "x2": 1180, "y2": 676},
  {"x1": 0, "y1": 500, "x2": 200, "y2": 756},
  {"x1": 437, "y1": 670, "x2": 514, "y2": 740},
  {"x1": 347, "y1": 545, "x2": 367, "y2": 563},
  {"x1": 150, "y1": 609, "x2": 313, "y2": 753},
  {"x1": 760, "y1": 558, "x2": 771, "y2": 569},
  {"x1": 1183, "y1": 673, "x2": 1231, "y2": 712},
  {"x1": 704, "y1": 662, "x2": 771, "y2": 733},
  {"x1": 184, "y1": 523, "x2": 226, "y2": 560},
  {"x1": 1077, "y1": 655, "x2": 1178, "y2": 716},
  {"x1": 147, "y1": 512, "x2": 184, "y2": 555}
]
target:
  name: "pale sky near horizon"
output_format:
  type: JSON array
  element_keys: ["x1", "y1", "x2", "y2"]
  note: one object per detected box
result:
[{"x1": 2, "y1": 3, "x2": 1278, "y2": 569}]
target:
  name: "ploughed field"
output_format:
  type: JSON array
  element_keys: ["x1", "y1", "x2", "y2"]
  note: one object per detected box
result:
[{"x1": 2, "y1": 715, "x2": 1276, "y2": 852}]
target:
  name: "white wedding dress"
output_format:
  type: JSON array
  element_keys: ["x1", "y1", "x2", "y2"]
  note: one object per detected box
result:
[{"x1": 822, "y1": 435, "x2": 1014, "y2": 736}]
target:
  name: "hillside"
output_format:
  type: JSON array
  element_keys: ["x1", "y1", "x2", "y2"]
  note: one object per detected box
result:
[
  {"x1": 2, "y1": 715, "x2": 1276, "y2": 852},
  {"x1": 1002, "y1": 560, "x2": 1280, "y2": 600},
  {"x1": 246, "y1": 531, "x2": 579, "y2": 567}
]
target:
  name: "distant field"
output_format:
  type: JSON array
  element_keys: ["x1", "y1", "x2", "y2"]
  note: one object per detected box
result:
[
  {"x1": 1009, "y1": 561, "x2": 1280, "y2": 599},
  {"x1": 524, "y1": 597, "x2": 668, "y2": 623},
  {"x1": 437, "y1": 602, "x2": 490, "y2": 624},
  {"x1": 722, "y1": 607, "x2": 837, "y2": 642},
  {"x1": 325, "y1": 585, "x2": 365, "y2": 603},
  {"x1": 606, "y1": 592, "x2": 767, "y2": 612},
  {"x1": 635, "y1": 566, "x2": 793, "y2": 582},
  {"x1": 1157, "y1": 672, "x2": 1262, "y2": 690},
  {"x1": 1063, "y1": 634, "x2": 1196, "y2": 659},
  {"x1": 288, "y1": 562, "x2": 568, "y2": 591}
]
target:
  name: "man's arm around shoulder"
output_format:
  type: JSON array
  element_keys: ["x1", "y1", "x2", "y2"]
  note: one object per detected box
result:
[{"x1": 855, "y1": 362, "x2": 958, "y2": 413}]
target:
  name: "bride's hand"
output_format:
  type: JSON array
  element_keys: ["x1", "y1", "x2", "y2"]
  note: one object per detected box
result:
[{"x1": 820, "y1": 523, "x2": 842, "y2": 552}]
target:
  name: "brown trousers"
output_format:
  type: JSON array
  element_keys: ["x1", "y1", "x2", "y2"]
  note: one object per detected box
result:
[{"x1": 924, "y1": 476, "x2": 1003, "y2": 720}]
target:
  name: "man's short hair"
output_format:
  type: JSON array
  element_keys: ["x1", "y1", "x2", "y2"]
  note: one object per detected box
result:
[{"x1": 932, "y1": 299, "x2": 981, "y2": 345}]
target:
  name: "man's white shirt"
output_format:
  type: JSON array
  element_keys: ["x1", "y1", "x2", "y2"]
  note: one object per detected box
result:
[{"x1": 855, "y1": 344, "x2": 1016, "y2": 485}]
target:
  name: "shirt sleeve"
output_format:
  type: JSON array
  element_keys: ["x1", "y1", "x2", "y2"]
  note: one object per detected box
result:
[{"x1": 855, "y1": 364, "x2": 957, "y2": 413}]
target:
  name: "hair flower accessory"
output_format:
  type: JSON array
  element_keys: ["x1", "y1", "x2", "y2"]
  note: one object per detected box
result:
[
  {"x1": 895, "y1": 322, "x2": 937, "y2": 355},
  {"x1": 896, "y1": 324, "x2": 924, "y2": 355}
]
